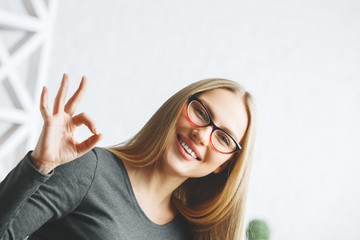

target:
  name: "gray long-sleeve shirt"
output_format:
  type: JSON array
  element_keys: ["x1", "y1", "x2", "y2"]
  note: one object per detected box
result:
[{"x1": 0, "y1": 147, "x2": 191, "y2": 239}]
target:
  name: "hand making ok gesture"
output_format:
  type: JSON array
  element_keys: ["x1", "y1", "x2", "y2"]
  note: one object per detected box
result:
[{"x1": 30, "y1": 74, "x2": 103, "y2": 174}]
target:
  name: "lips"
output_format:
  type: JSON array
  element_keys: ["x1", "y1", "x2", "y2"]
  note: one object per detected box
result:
[{"x1": 177, "y1": 134, "x2": 201, "y2": 161}]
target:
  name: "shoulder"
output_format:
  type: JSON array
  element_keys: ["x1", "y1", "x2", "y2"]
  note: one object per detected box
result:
[
  {"x1": 54, "y1": 146, "x2": 120, "y2": 170},
  {"x1": 25, "y1": 148, "x2": 103, "y2": 217},
  {"x1": 44, "y1": 148, "x2": 105, "y2": 195},
  {"x1": 54, "y1": 148, "x2": 99, "y2": 177},
  {"x1": 92, "y1": 147, "x2": 120, "y2": 161},
  {"x1": 52, "y1": 147, "x2": 126, "y2": 179},
  {"x1": 89, "y1": 147, "x2": 129, "y2": 181}
]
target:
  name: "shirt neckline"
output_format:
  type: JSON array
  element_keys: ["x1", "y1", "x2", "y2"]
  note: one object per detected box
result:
[{"x1": 110, "y1": 151, "x2": 180, "y2": 230}]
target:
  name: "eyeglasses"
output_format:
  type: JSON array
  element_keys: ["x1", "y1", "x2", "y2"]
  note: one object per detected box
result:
[{"x1": 186, "y1": 95, "x2": 242, "y2": 154}]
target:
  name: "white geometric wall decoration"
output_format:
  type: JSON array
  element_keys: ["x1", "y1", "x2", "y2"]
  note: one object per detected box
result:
[{"x1": 0, "y1": 0, "x2": 58, "y2": 180}]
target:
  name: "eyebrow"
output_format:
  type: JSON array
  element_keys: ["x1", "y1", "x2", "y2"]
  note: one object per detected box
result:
[{"x1": 199, "y1": 97, "x2": 240, "y2": 142}]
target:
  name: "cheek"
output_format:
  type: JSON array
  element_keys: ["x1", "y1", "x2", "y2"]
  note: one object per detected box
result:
[
  {"x1": 206, "y1": 152, "x2": 230, "y2": 167},
  {"x1": 175, "y1": 113, "x2": 194, "y2": 134},
  {"x1": 176, "y1": 110, "x2": 189, "y2": 127},
  {"x1": 197, "y1": 152, "x2": 231, "y2": 175}
]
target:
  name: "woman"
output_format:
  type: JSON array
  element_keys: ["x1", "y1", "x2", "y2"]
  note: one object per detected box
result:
[{"x1": 0, "y1": 74, "x2": 255, "y2": 240}]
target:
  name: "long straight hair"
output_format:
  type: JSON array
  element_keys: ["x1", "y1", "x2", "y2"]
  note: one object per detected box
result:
[{"x1": 108, "y1": 79, "x2": 256, "y2": 240}]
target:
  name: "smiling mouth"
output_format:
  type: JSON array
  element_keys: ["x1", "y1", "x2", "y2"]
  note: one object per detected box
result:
[{"x1": 177, "y1": 135, "x2": 200, "y2": 160}]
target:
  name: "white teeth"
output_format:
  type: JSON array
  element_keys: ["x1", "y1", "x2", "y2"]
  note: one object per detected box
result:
[{"x1": 179, "y1": 139, "x2": 198, "y2": 159}]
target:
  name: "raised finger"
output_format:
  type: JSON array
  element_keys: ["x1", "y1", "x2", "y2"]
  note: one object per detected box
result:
[
  {"x1": 76, "y1": 133, "x2": 103, "y2": 157},
  {"x1": 64, "y1": 76, "x2": 88, "y2": 116},
  {"x1": 53, "y1": 73, "x2": 69, "y2": 114},
  {"x1": 40, "y1": 86, "x2": 50, "y2": 119},
  {"x1": 72, "y1": 112, "x2": 98, "y2": 134}
]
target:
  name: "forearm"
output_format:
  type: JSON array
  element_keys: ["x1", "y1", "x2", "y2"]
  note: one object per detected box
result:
[{"x1": 0, "y1": 151, "x2": 52, "y2": 239}]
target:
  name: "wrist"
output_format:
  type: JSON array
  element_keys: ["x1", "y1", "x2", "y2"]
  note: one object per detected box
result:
[{"x1": 30, "y1": 152, "x2": 55, "y2": 174}]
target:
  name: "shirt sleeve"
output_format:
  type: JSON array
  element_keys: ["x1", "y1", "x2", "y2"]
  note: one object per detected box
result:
[{"x1": 0, "y1": 149, "x2": 98, "y2": 240}]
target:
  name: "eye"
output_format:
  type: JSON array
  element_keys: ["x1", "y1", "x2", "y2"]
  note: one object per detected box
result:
[
  {"x1": 216, "y1": 131, "x2": 231, "y2": 146},
  {"x1": 195, "y1": 106, "x2": 208, "y2": 121}
]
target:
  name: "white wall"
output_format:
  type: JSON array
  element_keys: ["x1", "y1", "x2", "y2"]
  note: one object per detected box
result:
[{"x1": 1, "y1": 0, "x2": 360, "y2": 239}]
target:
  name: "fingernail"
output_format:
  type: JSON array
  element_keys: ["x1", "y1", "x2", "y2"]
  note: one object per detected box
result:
[{"x1": 93, "y1": 127, "x2": 98, "y2": 134}]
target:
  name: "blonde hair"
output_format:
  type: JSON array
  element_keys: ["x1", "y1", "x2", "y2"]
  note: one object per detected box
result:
[{"x1": 108, "y1": 78, "x2": 256, "y2": 240}]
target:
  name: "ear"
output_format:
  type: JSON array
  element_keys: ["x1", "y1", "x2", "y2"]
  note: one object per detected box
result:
[{"x1": 213, "y1": 161, "x2": 229, "y2": 174}]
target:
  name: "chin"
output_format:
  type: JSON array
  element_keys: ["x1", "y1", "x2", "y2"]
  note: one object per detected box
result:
[{"x1": 161, "y1": 145, "x2": 190, "y2": 177}]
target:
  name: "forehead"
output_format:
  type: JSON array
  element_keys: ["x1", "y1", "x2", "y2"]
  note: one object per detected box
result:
[{"x1": 197, "y1": 88, "x2": 248, "y2": 142}]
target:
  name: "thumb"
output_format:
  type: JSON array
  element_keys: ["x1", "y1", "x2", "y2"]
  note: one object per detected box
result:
[{"x1": 76, "y1": 133, "x2": 103, "y2": 156}]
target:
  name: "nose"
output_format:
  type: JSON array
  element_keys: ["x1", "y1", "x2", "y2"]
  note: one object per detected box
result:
[{"x1": 190, "y1": 125, "x2": 213, "y2": 147}]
